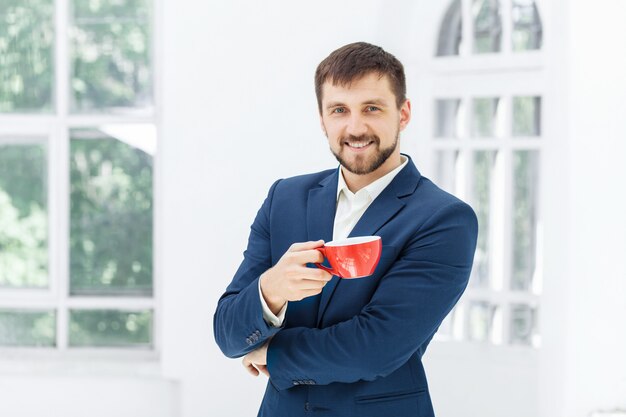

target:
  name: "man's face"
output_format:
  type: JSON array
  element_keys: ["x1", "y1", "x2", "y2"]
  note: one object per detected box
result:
[{"x1": 319, "y1": 72, "x2": 411, "y2": 175}]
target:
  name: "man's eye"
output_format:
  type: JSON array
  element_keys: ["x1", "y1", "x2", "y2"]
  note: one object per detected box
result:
[
  {"x1": 333, "y1": 108, "x2": 346, "y2": 114},
  {"x1": 366, "y1": 106, "x2": 380, "y2": 112}
]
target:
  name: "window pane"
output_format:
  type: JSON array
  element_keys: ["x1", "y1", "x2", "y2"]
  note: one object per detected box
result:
[
  {"x1": 0, "y1": 309, "x2": 55, "y2": 347},
  {"x1": 0, "y1": 142, "x2": 48, "y2": 288},
  {"x1": 69, "y1": 309, "x2": 152, "y2": 348},
  {"x1": 510, "y1": 304, "x2": 539, "y2": 346},
  {"x1": 70, "y1": 126, "x2": 154, "y2": 296},
  {"x1": 512, "y1": 151, "x2": 540, "y2": 291},
  {"x1": 467, "y1": 301, "x2": 498, "y2": 342},
  {"x1": 0, "y1": 0, "x2": 54, "y2": 112},
  {"x1": 471, "y1": 97, "x2": 501, "y2": 138},
  {"x1": 473, "y1": 0, "x2": 502, "y2": 54},
  {"x1": 469, "y1": 151, "x2": 497, "y2": 289},
  {"x1": 434, "y1": 99, "x2": 464, "y2": 138},
  {"x1": 70, "y1": 0, "x2": 152, "y2": 112},
  {"x1": 434, "y1": 150, "x2": 459, "y2": 195},
  {"x1": 513, "y1": 96, "x2": 541, "y2": 137},
  {"x1": 437, "y1": 0, "x2": 462, "y2": 56},
  {"x1": 512, "y1": 0, "x2": 543, "y2": 51}
]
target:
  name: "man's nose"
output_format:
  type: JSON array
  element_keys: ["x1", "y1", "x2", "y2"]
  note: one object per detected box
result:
[{"x1": 345, "y1": 114, "x2": 368, "y2": 137}]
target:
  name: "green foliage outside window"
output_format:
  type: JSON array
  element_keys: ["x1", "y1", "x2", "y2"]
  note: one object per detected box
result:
[
  {"x1": 0, "y1": 145, "x2": 48, "y2": 287},
  {"x1": 70, "y1": 131, "x2": 153, "y2": 296},
  {"x1": 71, "y1": 0, "x2": 152, "y2": 111},
  {"x1": 69, "y1": 309, "x2": 152, "y2": 347},
  {"x1": 0, "y1": 0, "x2": 155, "y2": 348},
  {"x1": 0, "y1": 0, "x2": 54, "y2": 112},
  {"x1": 0, "y1": 310, "x2": 55, "y2": 346}
]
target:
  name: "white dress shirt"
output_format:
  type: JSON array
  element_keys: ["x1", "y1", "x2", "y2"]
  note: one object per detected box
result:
[{"x1": 260, "y1": 155, "x2": 409, "y2": 327}]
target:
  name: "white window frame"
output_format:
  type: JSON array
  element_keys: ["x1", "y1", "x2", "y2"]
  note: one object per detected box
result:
[
  {"x1": 0, "y1": 0, "x2": 163, "y2": 366},
  {"x1": 419, "y1": 0, "x2": 547, "y2": 351}
]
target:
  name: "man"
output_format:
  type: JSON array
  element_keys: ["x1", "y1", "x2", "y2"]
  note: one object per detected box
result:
[{"x1": 213, "y1": 42, "x2": 478, "y2": 417}]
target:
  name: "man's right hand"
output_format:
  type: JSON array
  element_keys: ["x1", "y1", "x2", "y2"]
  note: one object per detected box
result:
[{"x1": 259, "y1": 240, "x2": 333, "y2": 315}]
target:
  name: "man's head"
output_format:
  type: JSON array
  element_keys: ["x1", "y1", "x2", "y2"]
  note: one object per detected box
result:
[
  {"x1": 315, "y1": 42, "x2": 410, "y2": 177},
  {"x1": 315, "y1": 42, "x2": 407, "y2": 113}
]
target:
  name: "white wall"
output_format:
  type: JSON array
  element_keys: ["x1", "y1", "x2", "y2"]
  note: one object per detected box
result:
[
  {"x1": 560, "y1": 0, "x2": 626, "y2": 415},
  {"x1": 160, "y1": 2, "x2": 421, "y2": 416},
  {"x1": 0, "y1": 373, "x2": 178, "y2": 417}
]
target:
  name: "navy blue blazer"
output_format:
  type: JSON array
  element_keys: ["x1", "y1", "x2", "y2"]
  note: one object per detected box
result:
[{"x1": 214, "y1": 155, "x2": 478, "y2": 417}]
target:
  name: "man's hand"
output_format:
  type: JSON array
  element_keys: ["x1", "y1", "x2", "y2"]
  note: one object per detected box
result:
[
  {"x1": 243, "y1": 340, "x2": 270, "y2": 377},
  {"x1": 260, "y1": 240, "x2": 332, "y2": 315}
]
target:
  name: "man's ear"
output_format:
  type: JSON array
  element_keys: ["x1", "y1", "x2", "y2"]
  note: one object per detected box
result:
[{"x1": 399, "y1": 99, "x2": 412, "y2": 132}]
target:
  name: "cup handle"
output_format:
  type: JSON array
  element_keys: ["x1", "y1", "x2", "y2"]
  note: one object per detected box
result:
[{"x1": 314, "y1": 247, "x2": 337, "y2": 276}]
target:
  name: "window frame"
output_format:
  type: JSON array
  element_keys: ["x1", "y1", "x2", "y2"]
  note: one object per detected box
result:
[
  {"x1": 423, "y1": 0, "x2": 546, "y2": 349},
  {"x1": 0, "y1": 0, "x2": 162, "y2": 362}
]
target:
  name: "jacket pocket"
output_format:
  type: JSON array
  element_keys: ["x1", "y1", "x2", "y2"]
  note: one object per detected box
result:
[{"x1": 354, "y1": 387, "x2": 426, "y2": 404}]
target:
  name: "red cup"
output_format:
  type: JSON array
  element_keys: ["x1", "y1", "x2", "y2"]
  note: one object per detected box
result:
[{"x1": 314, "y1": 236, "x2": 382, "y2": 279}]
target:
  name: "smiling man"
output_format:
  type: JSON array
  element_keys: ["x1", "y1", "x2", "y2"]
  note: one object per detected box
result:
[
  {"x1": 322, "y1": 70, "x2": 409, "y2": 189},
  {"x1": 214, "y1": 42, "x2": 478, "y2": 417}
]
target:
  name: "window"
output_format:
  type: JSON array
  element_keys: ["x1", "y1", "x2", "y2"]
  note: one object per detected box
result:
[
  {"x1": 430, "y1": 0, "x2": 543, "y2": 348},
  {"x1": 473, "y1": 0, "x2": 502, "y2": 54},
  {"x1": 0, "y1": 0, "x2": 157, "y2": 352},
  {"x1": 436, "y1": 0, "x2": 542, "y2": 56}
]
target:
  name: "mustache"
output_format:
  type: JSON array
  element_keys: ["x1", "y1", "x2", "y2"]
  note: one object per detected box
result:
[{"x1": 340, "y1": 134, "x2": 380, "y2": 145}]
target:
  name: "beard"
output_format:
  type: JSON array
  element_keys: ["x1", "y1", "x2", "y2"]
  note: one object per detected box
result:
[{"x1": 330, "y1": 131, "x2": 400, "y2": 175}]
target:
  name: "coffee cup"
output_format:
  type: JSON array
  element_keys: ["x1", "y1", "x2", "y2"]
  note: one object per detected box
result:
[{"x1": 314, "y1": 236, "x2": 382, "y2": 279}]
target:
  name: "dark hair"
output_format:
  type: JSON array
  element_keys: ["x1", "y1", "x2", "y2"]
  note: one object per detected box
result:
[{"x1": 315, "y1": 42, "x2": 406, "y2": 113}]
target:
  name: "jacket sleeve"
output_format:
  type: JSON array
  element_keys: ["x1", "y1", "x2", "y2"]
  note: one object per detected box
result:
[
  {"x1": 266, "y1": 201, "x2": 479, "y2": 391},
  {"x1": 213, "y1": 179, "x2": 283, "y2": 358}
]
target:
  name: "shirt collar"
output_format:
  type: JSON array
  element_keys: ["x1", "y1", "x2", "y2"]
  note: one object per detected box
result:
[{"x1": 336, "y1": 154, "x2": 409, "y2": 202}]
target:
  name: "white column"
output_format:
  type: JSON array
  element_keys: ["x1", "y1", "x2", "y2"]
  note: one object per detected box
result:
[{"x1": 541, "y1": 1, "x2": 626, "y2": 416}]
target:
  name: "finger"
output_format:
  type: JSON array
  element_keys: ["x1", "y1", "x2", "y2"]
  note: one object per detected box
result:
[
  {"x1": 299, "y1": 278, "x2": 330, "y2": 290},
  {"x1": 292, "y1": 249, "x2": 326, "y2": 264},
  {"x1": 257, "y1": 364, "x2": 269, "y2": 377},
  {"x1": 299, "y1": 267, "x2": 333, "y2": 281},
  {"x1": 247, "y1": 364, "x2": 259, "y2": 376},
  {"x1": 251, "y1": 362, "x2": 267, "y2": 377},
  {"x1": 243, "y1": 357, "x2": 259, "y2": 376},
  {"x1": 298, "y1": 287, "x2": 325, "y2": 299},
  {"x1": 289, "y1": 240, "x2": 324, "y2": 252}
]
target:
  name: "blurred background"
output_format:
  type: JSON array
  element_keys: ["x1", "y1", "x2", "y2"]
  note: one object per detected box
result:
[{"x1": 0, "y1": 0, "x2": 624, "y2": 416}]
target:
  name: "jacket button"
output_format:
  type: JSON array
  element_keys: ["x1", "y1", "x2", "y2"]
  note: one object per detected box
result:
[
  {"x1": 304, "y1": 402, "x2": 311, "y2": 411},
  {"x1": 254, "y1": 330, "x2": 261, "y2": 336},
  {"x1": 292, "y1": 380, "x2": 299, "y2": 386},
  {"x1": 245, "y1": 337, "x2": 252, "y2": 345}
]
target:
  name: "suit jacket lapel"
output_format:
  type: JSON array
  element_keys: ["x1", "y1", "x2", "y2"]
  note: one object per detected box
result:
[
  {"x1": 301, "y1": 169, "x2": 338, "y2": 327},
  {"x1": 316, "y1": 157, "x2": 422, "y2": 327},
  {"x1": 306, "y1": 169, "x2": 338, "y2": 243}
]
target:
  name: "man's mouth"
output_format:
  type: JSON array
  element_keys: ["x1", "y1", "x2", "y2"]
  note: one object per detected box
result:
[{"x1": 345, "y1": 141, "x2": 374, "y2": 149}]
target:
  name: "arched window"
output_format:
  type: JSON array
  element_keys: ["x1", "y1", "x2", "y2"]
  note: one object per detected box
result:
[
  {"x1": 437, "y1": 0, "x2": 462, "y2": 56},
  {"x1": 512, "y1": 0, "x2": 542, "y2": 51},
  {"x1": 437, "y1": 0, "x2": 542, "y2": 56},
  {"x1": 428, "y1": 0, "x2": 544, "y2": 348}
]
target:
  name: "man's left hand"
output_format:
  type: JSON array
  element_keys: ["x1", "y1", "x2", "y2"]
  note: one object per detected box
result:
[{"x1": 243, "y1": 340, "x2": 270, "y2": 377}]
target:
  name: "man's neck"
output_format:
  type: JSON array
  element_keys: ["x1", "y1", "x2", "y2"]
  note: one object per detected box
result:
[{"x1": 341, "y1": 153, "x2": 403, "y2": 193}]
